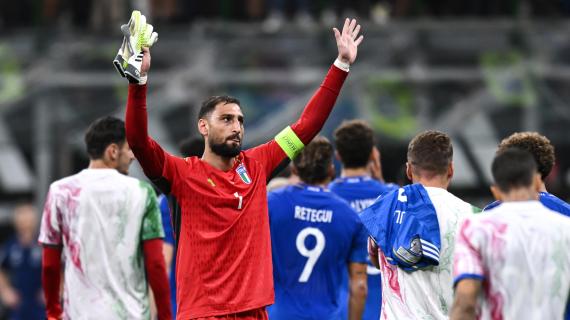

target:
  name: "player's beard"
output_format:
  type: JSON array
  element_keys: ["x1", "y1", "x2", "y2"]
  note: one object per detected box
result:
[{"x1": 210, "y1": 135, "x2": 242, "y2": 158}]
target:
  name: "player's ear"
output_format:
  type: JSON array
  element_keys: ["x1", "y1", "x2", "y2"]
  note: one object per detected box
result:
[
  {"x1": 533, "y1": 173, "x2": 541, "y2": 194},
  {"x1": 369, "y1": 146, "x2": 380, "y2": 161},
  {"x1": 490, "y1": 185, "x2": 503, "y2": 202},
  {"x1": 106, "y1": 143, "x2": 119, "y2": 161},
  {"x1": 447, "y1": 162, "x2": 454, "y2": 180},
  {"x1": 328, "y1": 162, "x2": 335, "y2": 180},
  {"x1": 405, "y1": 162, "x2": 413, "y2": 181},
  {"x1": 198, "y1": 118, "x2": 209, "y2": 137}
]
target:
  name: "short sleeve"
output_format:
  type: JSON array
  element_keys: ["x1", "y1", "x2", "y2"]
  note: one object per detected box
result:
[
  {"x1": 453, "y1": 217, "x2": 485, "y2": 285},
  {"x1": 38, "y1": 186, "x2": 63, "y2": 246},
  {"x1": 158, "y1": 195, "x2": 175, "y2": 245},
  {"x1": 349, "y1": 221, "x2": 369, "y2": 264},
  {"x1": 140, "y1": 182, "x2": 165, "y2": 241}
]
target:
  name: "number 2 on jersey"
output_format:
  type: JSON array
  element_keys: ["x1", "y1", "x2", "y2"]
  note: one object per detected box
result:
[{"x1": 295, "y1": 227, "x2": 326, "y2": 282}]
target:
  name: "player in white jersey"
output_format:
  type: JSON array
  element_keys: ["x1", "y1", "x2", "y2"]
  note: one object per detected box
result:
[
  {"x1": 451, "y1": 148, "x2": 570, "y2": 320},
  {"x1": 39, "y1": 117, "x2": 172, "y2": 320},
  {"x1": 365, "y1": 130, "x2": 479, "y2": 319}
]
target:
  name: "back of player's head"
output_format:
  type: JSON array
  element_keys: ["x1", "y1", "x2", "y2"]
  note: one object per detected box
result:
[
  {"x1": 84, "y1": 116, "x2": 126, "y2": 160},
  {"x1": 334, "y1": 120, "x2": 374, "y2": 168},
  {"x1": 492, "y1": 148, "x2": 537, "y2": 193},
  {"x1": 293, "y1": 136, "x2": 334, "y2": 185},
  {"x1": 497, "y1": 132, "x2": 554, "y2": 180},
  {"x1": 198, "y1": 96, "x2": 241, "y2": 120},
  {"x1": 407, "y1": 130, "x2": 453, "y2": 176},
  {"x1": 179, "y1": 136, "x2": 205, "y2": 157}
]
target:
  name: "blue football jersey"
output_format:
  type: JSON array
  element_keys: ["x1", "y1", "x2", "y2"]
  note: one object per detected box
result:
[
  {"x1": 329, "y1": 176, "x2": 398, "y2": 320},
  {"x1": 484, "y1": 192, "x2": 570, "y2": 217},
  {"x1": 267, "y1": 184, "x2": 368, "y2": 320}
]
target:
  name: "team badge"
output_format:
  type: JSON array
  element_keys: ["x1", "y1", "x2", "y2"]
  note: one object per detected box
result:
[
  {"x1": 236, "y1": 164, "x2": 251, "y2": 184},
  {"x1": 394, "y1": 236, "x2": 422, "y2": 266}
]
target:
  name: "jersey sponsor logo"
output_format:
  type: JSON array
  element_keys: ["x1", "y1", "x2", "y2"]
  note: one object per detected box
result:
[
  {"x1": 236, "y1": 164, "x2": 251, "y2": 184},
  {"x1": 294, "y1": 206, "x2": 333, "y2": 223}
]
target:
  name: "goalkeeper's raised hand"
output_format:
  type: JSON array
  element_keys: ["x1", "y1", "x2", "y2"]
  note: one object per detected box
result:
[
  {"x1": 113, "y1": 10, "x2": 158, "y2": 85},
  {"x1": 333, "y1": 18, "x2": 364, "y2": 66}
]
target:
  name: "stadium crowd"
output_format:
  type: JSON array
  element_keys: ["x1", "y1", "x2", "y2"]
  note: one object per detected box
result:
[
  {"x1": 0, "y1": 11, "x2": 570, "y2": 320},
  {"x1": 3, "y1": 0, "x2": 570, "y2": 30}
]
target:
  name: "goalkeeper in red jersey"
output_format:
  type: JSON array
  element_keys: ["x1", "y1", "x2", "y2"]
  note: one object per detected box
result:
[{"x1": 121, "y1": 13, "x2": 363, "y2": 319}]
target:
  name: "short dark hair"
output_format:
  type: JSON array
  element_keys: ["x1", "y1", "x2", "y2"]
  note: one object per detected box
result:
[
  {"x1": 407, "y1": 130, "x2": 453, "y2": 176},
  {"x1": 294, "y1": 136, "x2": 333, "y2": 184},
  {"x1": 497, "y1": 132, "x2": 555, "y2": 180},
  {"x1": 179, "y1": 136, "x2": 205, "y2": 157},
  {"x1": 198, "y1": 96, "x2": 241, "y2": 120},
  {"x1": 492, "y1": 148, "x2": 537, "y2": 193},
  {"x1": 84, "y1": 116, "x2": 126, "y2": 159},
  {"x1": 334, "y1": 120, "x2": 374, "y2": 168}
]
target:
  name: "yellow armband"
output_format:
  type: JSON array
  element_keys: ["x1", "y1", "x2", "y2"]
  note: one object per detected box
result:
[{"x1": 275, "y1": 126, "x2": 305, "y2": 160}]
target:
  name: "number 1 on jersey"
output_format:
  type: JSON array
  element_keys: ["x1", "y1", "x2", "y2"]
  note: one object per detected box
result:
[
  {"x1": 234, "y1": 192, "x2": 243, "y2": 210},
  {"x1": 296, "y1": 227, "x2": 326, "y2": 282}
]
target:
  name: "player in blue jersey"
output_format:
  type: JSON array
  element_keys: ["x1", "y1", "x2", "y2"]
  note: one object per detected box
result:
[
  {"x1": 267, "y1": 137, "x2": 368, "y2": 320},
  {"x1": 483, "y1": 132, "x2": 570, "y2": 216},
  {"x1": 328, "y1": 120, "x2": 397, "y2": 320}
]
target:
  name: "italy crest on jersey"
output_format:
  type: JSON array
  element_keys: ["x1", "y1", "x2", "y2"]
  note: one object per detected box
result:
[{"x1": 236, "y1": 164, "x2": 251, "y2": 184}]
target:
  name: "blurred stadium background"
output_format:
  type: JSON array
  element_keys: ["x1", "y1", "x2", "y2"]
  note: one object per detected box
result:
[{"x1": 1, "y1": 0, "x2": 570, "y2": 316}]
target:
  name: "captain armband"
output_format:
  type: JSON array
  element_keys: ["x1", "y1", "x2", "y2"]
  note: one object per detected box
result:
[{"x1": 275, "y1": 126, "x2": 305, "y2": 160}]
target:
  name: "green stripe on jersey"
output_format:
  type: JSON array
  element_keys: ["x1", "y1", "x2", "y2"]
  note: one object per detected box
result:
[{"x1": 139, "y1": 181, "x2": 164, "y2": 240}]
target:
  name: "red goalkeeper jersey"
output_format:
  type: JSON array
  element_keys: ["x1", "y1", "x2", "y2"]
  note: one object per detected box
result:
[
  {"x1": 125, "y1": 64, "x2": 348, "y2": 319},
  {"x1": 166, "y1": 145, "x2": 283, "y2": 318}
]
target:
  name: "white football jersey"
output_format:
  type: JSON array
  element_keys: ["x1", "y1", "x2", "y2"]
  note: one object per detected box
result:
[
  {"x1": 454, "y1": 201, "x2": 570, "y2": 320},
  {"x1": 39, "y1": 169, "x2": 164, "y2": 320},
  {"x1": 371, "y1": 187, "x2": 477, "y2": 319}
]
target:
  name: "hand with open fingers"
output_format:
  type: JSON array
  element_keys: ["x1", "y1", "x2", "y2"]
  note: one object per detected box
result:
[{"x1": 333, "y1": 18, "x2": 364, "y2": 65}]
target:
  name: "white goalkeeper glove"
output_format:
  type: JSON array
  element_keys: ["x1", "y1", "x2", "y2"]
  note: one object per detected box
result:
[{"x1": 113, "y1": 10, "x2": 158, "y2": 84}]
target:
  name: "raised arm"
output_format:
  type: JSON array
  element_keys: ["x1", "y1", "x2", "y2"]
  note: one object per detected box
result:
[
  {"x1": 248, "y1": 19, "x2": 364, "y2": 174},
  {"x1": 289, "y1": 18, "x2": 363, "y2": 145},
  {"x1": 125, "y1": 48, "x2": 168, "y2": 180}
]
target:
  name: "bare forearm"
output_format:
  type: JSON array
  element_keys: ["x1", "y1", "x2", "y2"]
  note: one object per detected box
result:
[
  {"x1": 0, "y1": 270, "x2": 11, "y2": 293},
  {"x1": 451, "y1": 279, "x2": 482, "y2": 320},
  {"x1": 348, "y1": 289, "x2": 366, "y2": 320},
  {"x1": 348, "y1": 263, "x2": 367, "y2": 320},
  {"x1": 450, "y1": 303, "x2": 477, "y2": 320}
]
